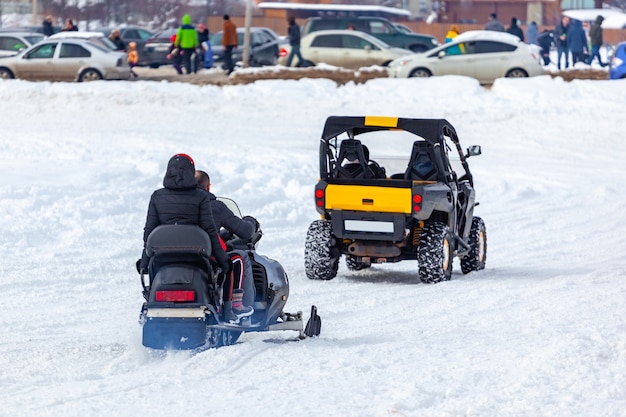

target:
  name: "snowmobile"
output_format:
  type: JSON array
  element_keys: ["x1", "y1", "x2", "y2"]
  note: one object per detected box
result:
[{"x1": 138, "y1": 198, "x2": 321, "y2": 350}]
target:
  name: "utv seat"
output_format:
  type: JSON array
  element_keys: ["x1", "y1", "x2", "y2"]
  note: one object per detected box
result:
[
  {"x1": 404, "y1": 141, "x2": 439, "y2": 182},
  {"x1": 335, "y1": 139, "x2": 373, "y2": 179}
]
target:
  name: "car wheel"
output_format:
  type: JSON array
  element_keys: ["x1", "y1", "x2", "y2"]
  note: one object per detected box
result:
[
  {"x1": 461, "y1": 217, "x2": 487, "y2": 274},
  {"x1": 79, "y1": 69, "x2": 103, "y2": 82},
  {"x1": 417, "y1": 222, "x2": 453, "y2": 283},
  {"x1": 409, "y1": 68, "x2": 432, "y2": 78},
  {"x1": 0, "y1": 68, "x2": 15, "y2": 79},
  {"x1": 505, "y1": 68, "x2": 528, "y2": 78},
  {"x1": 409, "y1": 45, "x2": 427, "y2": 53}
]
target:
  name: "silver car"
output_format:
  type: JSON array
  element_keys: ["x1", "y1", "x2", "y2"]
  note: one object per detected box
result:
[
  {"x1": 388, "y1": 30, "x2": 545, "y2": 84},
  {"x1": 0, "y1": 32, "x2": 44, "y2": 57},
  {"x1": 279, "y1": 29, "x2": 412, "y2": 69},
  {"x1": 0, "y1": 38, "x2": 131, "y2": 82}
]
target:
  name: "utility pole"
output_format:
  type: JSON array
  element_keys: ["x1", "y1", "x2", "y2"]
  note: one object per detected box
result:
[
  {"x1": 32, "y1": 0, "x2": 37, "y2": 26},
  {"x1": 242, "y1": 0, "x2": 252, "y2": 68}
]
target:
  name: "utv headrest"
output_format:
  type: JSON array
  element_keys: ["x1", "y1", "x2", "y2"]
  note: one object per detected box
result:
[{"x1": 146, "y1": 224, "x2": 212, "y2": 257}]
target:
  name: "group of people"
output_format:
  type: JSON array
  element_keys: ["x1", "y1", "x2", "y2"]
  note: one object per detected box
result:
[
  {"x1": 480, "y1": 12, "x2": 609, "y2": 69},
  {"x1": 140, "y1": 154, "x2": 260, "y2": 324}
]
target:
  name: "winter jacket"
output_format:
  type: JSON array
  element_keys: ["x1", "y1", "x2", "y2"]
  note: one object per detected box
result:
[
  {"x1": 567, "y1": 20, "x2": 587, "y2": 53},
  {"x1": 554, "y1": 20, "x2": 569, "y2": 47},
  {"x1": 526, "y1": 22, "x2": 539, "y2": 45},
  {"x1": 506, "y1": 19, "x2": 524, "y2": 41},
  {"x1": 43, "y1": 20, "x2": 54, "y2": 37},
  {"x1": 537, "y1": 30, "x2": 554, "y2": 53},
  {"x1": 206, "y1": 192, "x2": 256, "y2": 242},
  {"x1": 141, "y1": 154, "x2": 229, "y2": 271},
  {"x1": 175, "y1": 14, "x2": 199, "y2": 49},
  {"x1": 222, "y1": 20, "x2": 238, "y2": 48},
  {"x1": 198, "y1": 28, "x2": 210, "y2": 45},
  {"x1": 589, "y1": 15, "x2": 604, "y2": 47},
  {"x1": 111, "y1": 35, "x2": 126, "y2": 51},
  {"x1": 484, "y1": 18, "x2": 505, "y2": 32},
  {"x1": 288, "y1": 23, "x2": 301, "y2": 46}
]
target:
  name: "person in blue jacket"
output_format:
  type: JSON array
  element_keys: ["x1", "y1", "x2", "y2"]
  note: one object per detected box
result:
[{"x1": 567, "y1": 19, "x2": 588, "y2": 65}]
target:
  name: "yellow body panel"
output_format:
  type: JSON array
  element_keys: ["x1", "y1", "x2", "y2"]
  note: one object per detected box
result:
[
  {"x1": 364, "y1": 116, "x2": 399, "y2": 127},
  {"x1": 325, "y1": 184, "x2": 412, "y2": 214}
]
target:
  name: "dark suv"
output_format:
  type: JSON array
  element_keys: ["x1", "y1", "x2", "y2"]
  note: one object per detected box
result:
[{"x1": 301, "y1": 17, "x2": 438, "y2": 53}]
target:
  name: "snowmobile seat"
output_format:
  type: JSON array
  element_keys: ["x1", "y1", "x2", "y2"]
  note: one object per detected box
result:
[
  {"x1": 146, "y1": 224, "x2": 212, "y2": 258},
  {"x1": 404, "y1": 141, "x2": 439, "y2": 182}
]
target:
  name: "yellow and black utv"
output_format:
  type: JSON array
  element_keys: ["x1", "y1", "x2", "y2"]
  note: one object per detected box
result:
[{"x1": 304, "y1": 116, "x2": 486, "y2": 283}]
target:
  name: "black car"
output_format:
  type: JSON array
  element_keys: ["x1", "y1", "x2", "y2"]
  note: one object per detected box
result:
[
  {"x1": 210, "y1": 27, "x2": 280, "y2": 68},
  {"x1": 93, "y1": 26, "x2": 154, "y2": 65},
  {"x1": 142, "y1": 28, "x2": 178, "y2": 68}
]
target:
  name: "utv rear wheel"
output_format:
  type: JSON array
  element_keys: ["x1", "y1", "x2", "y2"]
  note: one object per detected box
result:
[
  {"x1": 304, "y1": 220, "x2": 339, "y2": 280},
  {"x1": 461, "y1": 217, "x2": 487, "y2": 274},
  {"x1": 417, "y1": 222, "x2": 453, "y2": 283},
  {"x1": 346, "y1": 256, "x2": 371, "y2": 271}
]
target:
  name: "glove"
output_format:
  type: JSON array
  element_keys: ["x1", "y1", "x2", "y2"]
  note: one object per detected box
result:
[
  {"x1": 218, "y1": 257, "x2": 231, "y2": 275},
  {"x1": 242, "y1": 215, "x2": 260, "y2": 232}
]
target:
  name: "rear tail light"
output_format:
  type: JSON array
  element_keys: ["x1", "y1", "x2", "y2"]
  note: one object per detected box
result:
[
  {"x1": 279, "y1": 47, "x2": 288, "y2": 58},
  {"x1": 156, "y1": 290, "x2": 196, "y2": 302},
  {"x1": 315, "y1": 188, "x2": 325, "y2": 208},
  {"x1": 413, "y1": 193, "x2": 422, "y2": 213}
]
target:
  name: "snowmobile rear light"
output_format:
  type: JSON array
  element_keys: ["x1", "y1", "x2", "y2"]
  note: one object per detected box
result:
[{"x1": 155, "y1": 290, "x2": 196, "y2": 302}]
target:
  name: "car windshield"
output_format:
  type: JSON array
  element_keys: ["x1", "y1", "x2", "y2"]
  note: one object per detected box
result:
[{"x1": 24, "y1": 35, "x2": 44, "y2": 44}]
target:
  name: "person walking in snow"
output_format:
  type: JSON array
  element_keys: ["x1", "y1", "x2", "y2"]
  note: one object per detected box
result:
[
  {"x1": 526, "y1": 21, "x2": 539, "y2": 45},
  {"x1": 554, "y1": 15, "x2": 570, "y2": 70},
  {"x1": 127, "y1": 41, "x2": 139, "y2": 78},
  {"x1": 484, "y1": 13, "x2": 505, "y2": 32},
  {"x1": 286, "y1": 15, "x2": 305, "y2": 67},
  {"x1": 174, "y1": 14, "x2": 199, "y2": 74},
  {"x1": 506, "y1": 17, "x2": 524, "y2": 42},
  {"x1": 587, "y1": 15, "x2": 608, "y2": 67},
  {"x1": 195, "y1": 170, "x2": 259, "y2": 323},
  {"x1": 567, "y1": 19, "x2": 588, "y2": 66},
  {"x1": 222, "y1": 14, "x2": 238, "y2": 75},
  {"x1": 166, "y1": 34, "x2": 183, "y2": 75},
  {"x1": 537, "y1": 29, "x2": 555, "y2": 65}
]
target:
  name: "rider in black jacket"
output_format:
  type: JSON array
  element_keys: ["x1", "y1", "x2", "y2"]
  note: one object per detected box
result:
[
  {"x1": 139, "y1": 154, "x2": 230, "y2": 274},
  {"x1": 196, "y1": 170, "x2": 259, "y2": 323}
]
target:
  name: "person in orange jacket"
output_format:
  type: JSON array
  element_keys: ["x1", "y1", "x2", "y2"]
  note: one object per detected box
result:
[
  {"x1": 222, "y1": 14, "x2": 238, "y2": 75},
  {"x1": 127, "y1": 41, "x2": 139, "y2": 78}
]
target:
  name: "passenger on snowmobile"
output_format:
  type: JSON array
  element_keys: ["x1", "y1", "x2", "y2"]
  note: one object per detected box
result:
[
  {"x1": 139, "y1": 154, "x2": 231, "y2": 275},
  {"x1": 195, "y1": 170, "x2": 260, "y2": 324}
]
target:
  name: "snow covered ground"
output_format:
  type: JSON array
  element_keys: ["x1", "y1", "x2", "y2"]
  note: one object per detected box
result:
[{"x1": 1, "y1": 75, "x2": 625, "y2": 417}]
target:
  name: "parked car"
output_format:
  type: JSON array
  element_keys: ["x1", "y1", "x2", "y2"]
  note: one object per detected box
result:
[
  {"x1": 142, "y1": 28, "x2": 178, "y2": 68},
  {"x1": 278, "y1": 29, "x2": 412, "y2": 69},
  {"x1": 393, "y1": 23, "x2": 414, "y2": 34},
  {"x1": 0, "y1": 32, "x2": 44, "y2": 57},
  {"x1": 301, "y1": 16, "x2": 438, "y2": 53},
  {"x1": 0, "y1": 38, "x2": 131, "y2": 81},
  {"x1": 608, "y1": 41, "x2": 626, "y2": 79},
  {"x1": 93, "y1": 26, "x2": 154, "y2": 64},
  {"x1": 210, "y1": 27, "x2": 280, "y2": 68},
  {"x1": 0, "y1": 25, "x2": 62, "y2": 35},
  {"x1": 387, "y1": 30, "x2": 545, "y2": 84},
  {"x1": 49, "y1": 31, "x2": 119, "y2": 51}
]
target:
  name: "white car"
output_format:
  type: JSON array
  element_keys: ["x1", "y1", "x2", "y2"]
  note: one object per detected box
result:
[
  {"x1": 49, "y1": 31, "x2": 119, "y2": 51},
  {"x1": 388, "y1": 30, "x2": 545, "y2": 84},
  {"x1": 0, "y1": 38, "x2": 130, "y2": 82},
  {"x1": 279, "y1": 29, "x2": 412, "y2": 70},
  {"x1": 0, "y1": 32, "x2": 44, "y2": 57}
]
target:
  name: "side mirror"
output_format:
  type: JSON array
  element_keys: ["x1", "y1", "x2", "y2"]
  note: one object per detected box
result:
[
  {"x1": 465, "y1": 145, "x2": 482, "y2": 158},
  {"x1": 438, "y1": 50, "x2": 446, "y2": 59}
]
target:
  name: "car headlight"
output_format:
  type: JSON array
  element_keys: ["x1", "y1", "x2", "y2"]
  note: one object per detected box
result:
[{"x1": 390, "y1": 58, "x2": 413, "y2": 67}]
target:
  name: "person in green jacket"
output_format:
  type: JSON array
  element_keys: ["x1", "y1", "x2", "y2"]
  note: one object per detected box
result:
[{"x1": 175, "y1": 14, "x2": 199, "y2": 74}]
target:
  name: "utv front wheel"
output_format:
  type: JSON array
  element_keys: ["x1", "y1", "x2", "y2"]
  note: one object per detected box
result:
[
  {"x1": 304, "y1": 220, "x2": 339, "y2": 280},
  {"x1": 417, "y1": 222, "x2": 453, "y2": 283},
  {"x1": 461, "y1": 217, "x2": 487, "y2": 274}
]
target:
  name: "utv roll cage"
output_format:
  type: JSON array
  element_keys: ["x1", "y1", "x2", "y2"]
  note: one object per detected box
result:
[{"x1": 319, "y1": 116, "x2": 475, "y2": 187}]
